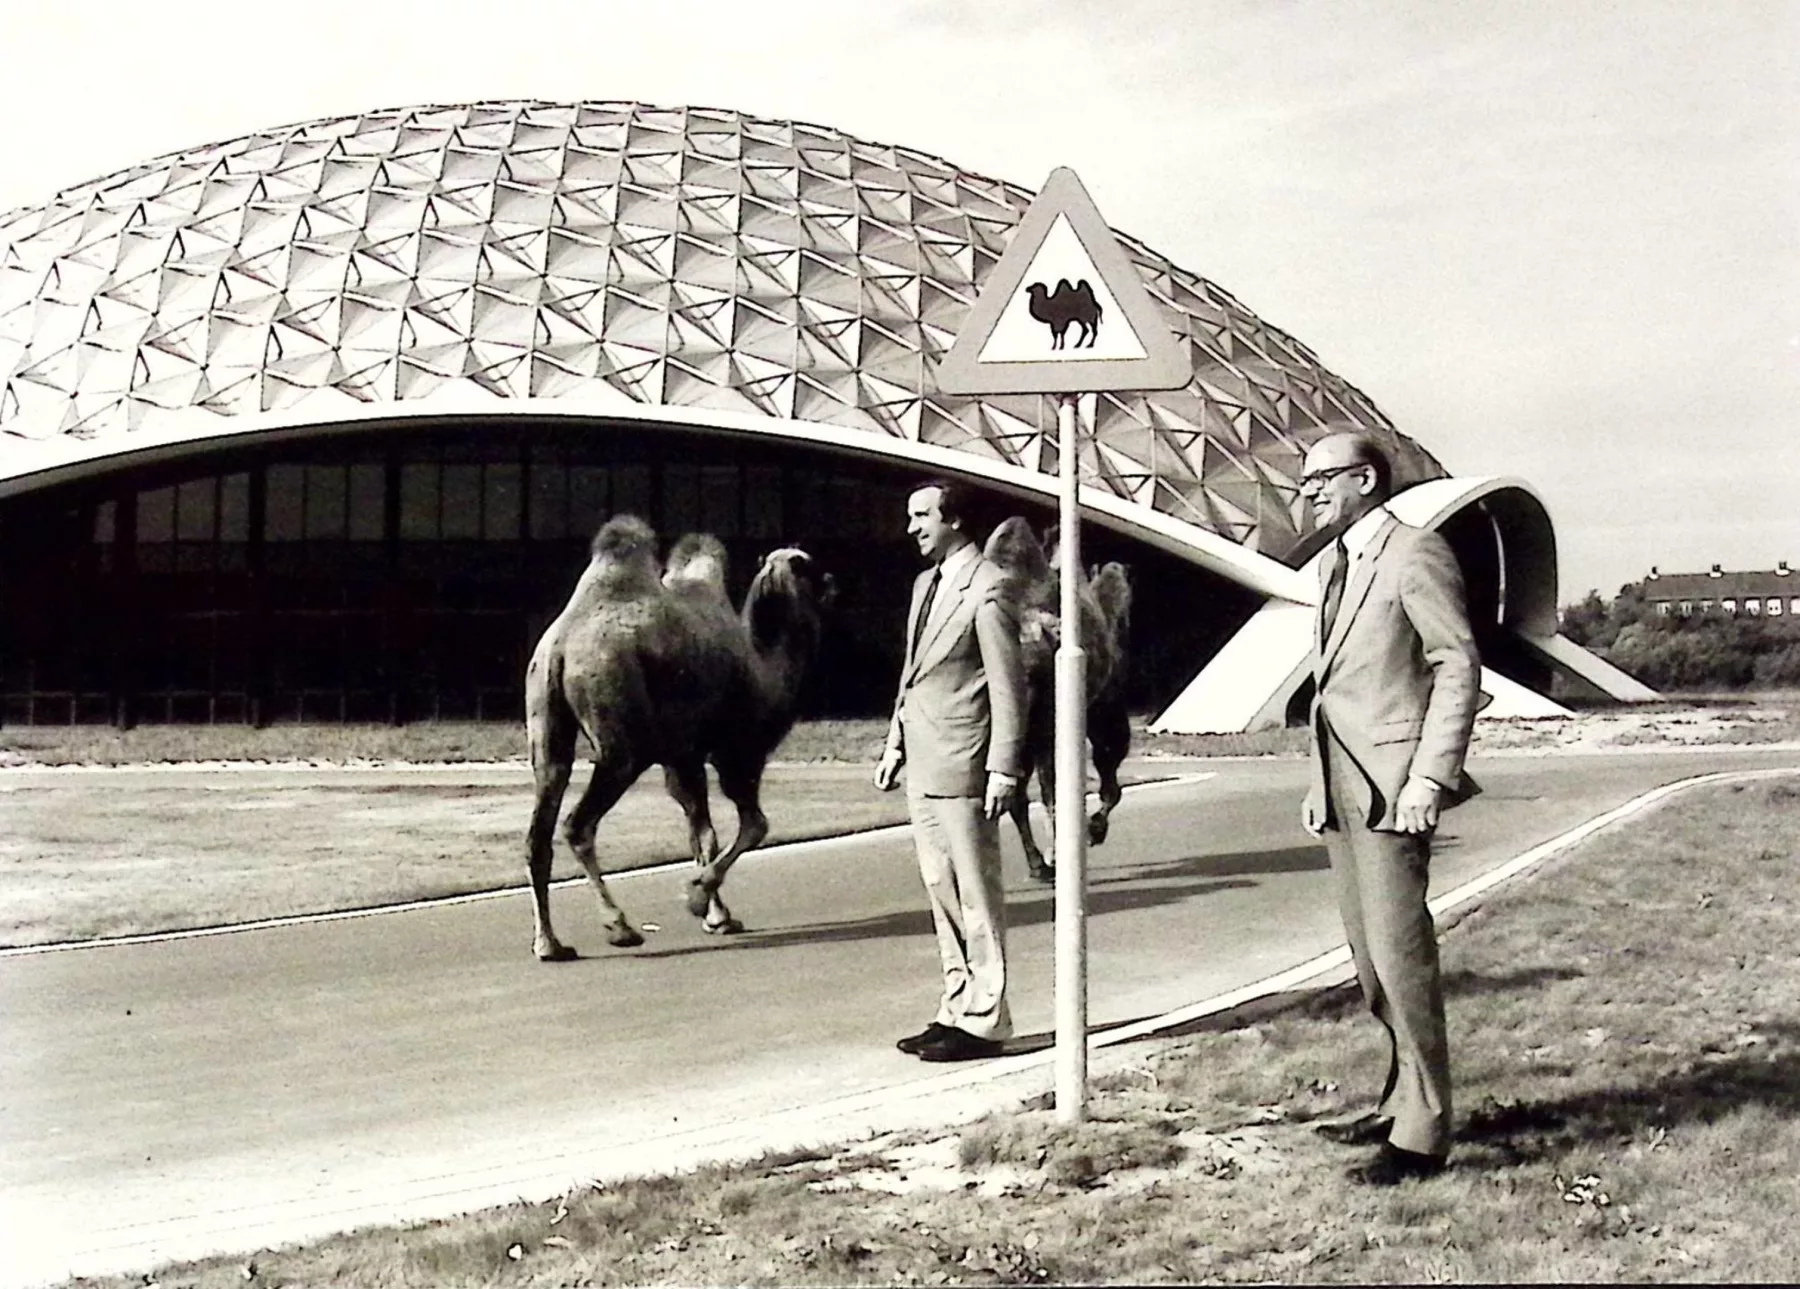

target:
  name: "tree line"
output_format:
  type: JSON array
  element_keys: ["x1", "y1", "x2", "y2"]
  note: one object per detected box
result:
[{"x1": 1559, "y1": 584, "x2": 1800, "y2": 690}]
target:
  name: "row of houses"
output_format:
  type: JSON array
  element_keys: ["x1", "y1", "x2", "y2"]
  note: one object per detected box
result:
[{"x1": 1639, "y1": 562, "x2": 1797, "y2": 618}]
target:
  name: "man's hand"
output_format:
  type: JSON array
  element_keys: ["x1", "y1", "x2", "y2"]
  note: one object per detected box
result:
[
  {"x1": 1394, "y1": 776, "x2": 1442, "y2": 834},
  {"x1": 983, "y1": 771, "x2": 1019, "y2": 820},
  {"x1": 874, "y1": 747, "x2": 904, "y2": 792},
  {"x1": 1301, "y1": 794, "x2": 1327, "y2": 837}
]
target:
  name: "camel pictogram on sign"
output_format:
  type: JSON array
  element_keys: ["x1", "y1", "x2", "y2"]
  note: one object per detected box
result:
[{"x1": 1026, "y1": 279, "x2": 1103, "y2": 350}]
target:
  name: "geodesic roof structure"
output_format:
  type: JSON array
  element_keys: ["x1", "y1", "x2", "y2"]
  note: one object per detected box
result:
[{"x1": 0, "y1": 100, "x2": 1445, "y2": 561}]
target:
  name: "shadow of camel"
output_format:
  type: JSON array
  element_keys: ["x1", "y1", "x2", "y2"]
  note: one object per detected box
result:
[
  {"x1": 619, "y1": 851, "x2": 1321, "y2": 960},
  {"x1": 1459, "y1": 1019, "x2": 1800, "y2": 1163}
]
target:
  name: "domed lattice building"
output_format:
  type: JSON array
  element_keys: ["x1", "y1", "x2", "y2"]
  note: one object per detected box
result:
[{"x1": 0, "y1": 101, "x2": 1645, "y2": 727}]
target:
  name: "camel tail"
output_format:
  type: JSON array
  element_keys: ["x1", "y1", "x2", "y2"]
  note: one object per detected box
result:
[{"x1": 524, "y1": 639, "x2": 575, "y2": 769}]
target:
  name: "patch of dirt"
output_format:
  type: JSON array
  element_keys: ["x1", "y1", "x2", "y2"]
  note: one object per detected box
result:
[{"x1": 794, "y1": 1121, "x2": 1286, "y2": 1199}]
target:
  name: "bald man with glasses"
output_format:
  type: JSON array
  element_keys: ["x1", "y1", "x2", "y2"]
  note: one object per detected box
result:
[{"x1": 1298, "y1": 432, "x2": 1482, "y2": 1186}]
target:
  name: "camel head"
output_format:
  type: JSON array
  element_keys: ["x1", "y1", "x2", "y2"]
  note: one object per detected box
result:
[{"x1": 745, "y1": 547, "x2": 831, "y2": 651}]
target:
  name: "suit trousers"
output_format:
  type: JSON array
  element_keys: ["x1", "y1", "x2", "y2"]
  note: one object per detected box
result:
[
  {"x1": 907, "y1": 793, "x2": 1012, "y2": 1040},
  {"x1": 1323, "y1": 737, "x2": 1452, "y2": 1157}
]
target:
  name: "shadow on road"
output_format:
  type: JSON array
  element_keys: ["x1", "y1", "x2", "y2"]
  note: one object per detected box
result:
[
  {"x1": 1097, "y1": 843, "x2": 1329, "y2": 883},
  {"x1": 622, "y1": 852, "x2": 1319, "y2": 960}
]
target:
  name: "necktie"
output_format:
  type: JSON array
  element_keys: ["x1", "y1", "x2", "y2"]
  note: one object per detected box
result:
[
  {"x1": 910, "y1": 569, "x2": 940, "y2": 658},
  {"x1": 1321, "y1": 538, "x2": 1349, "y2": 638}
]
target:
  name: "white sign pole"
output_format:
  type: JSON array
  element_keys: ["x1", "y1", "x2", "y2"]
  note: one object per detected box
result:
[
  {"x1": 931, "y1": 165, "x2": 1189, "y2": 1127},
  {"x1": 1053, "y1": 390, "x2": 1089, "y2": 1124}
]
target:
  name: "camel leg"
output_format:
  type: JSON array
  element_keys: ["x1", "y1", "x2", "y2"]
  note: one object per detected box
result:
[
  {"x1": 663, "y1": 760, "x2": 719, "y2": 866},
  {"x1": 563, "y1": 751, "x2": 645, "y2": 949},
  {"x1": 1022, "y1": 698, "x2": 1056, "y2": 882},
  {"x1": 1011, "y1": 786, "x2": 1050, "y2": 883},
  {"x1": 687, "y1": 758, "x2": 768, "y2": 933},
  {"x1": 1087, "y1": 697, "x2": 1131, "y2": 846},
  {"x1": 527, "y1": 676, "x2": 580, "y2": 963}
]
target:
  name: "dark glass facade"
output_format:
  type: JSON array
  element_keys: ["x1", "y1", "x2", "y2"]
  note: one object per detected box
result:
[{"x1": 0, "y1": 420, "x2": 1257, "y2": 726}]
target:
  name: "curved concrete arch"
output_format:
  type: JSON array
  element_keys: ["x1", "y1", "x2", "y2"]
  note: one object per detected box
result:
[
  {"x1": 1382, "y1": 475, "x2": 1559, "y2": 638},
  {"x1": 1152, "y1": 476, "x2": 1649, "y2": 733},
  {"x1": 0, "y1": 393, "x2": 1312, "y2": 603}
]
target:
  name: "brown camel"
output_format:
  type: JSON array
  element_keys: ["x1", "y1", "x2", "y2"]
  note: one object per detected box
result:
[
  {"x1": 983, "y1": 516, "x2": 1133, "y2": 882},
  {"x1": 523, "y1": 516, "x2": 829, "y2": 960}
]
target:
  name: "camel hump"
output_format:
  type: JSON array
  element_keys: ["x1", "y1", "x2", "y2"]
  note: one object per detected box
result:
[
  {"x1": 663, "y1": 533, "x2": 730, "y2": 599},
  {"x1": 1092, "y1": 561, "x2": 1132, "y2": 630},
  {"x1": 983, "y1": 515, "x2": 1049, "y2": 582},
  {"x1": 592, "y1": 514, "x2": 655, "y2": 561},
  {"x1": 587, "y1": 514, "x2": 663, "y2": 597}
]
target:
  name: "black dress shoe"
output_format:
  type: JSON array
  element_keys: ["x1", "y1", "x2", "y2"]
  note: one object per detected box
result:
[
  {"x1": 895, "y1": 1022, "x2": 953, "y2": 1055},
  {"x1": 1313, "y1": 1115, "x2": 1395, "y2": 1147},
  {"x1": 914, "y1": 1027, "x2": 1006, "y2": 1063},
  {"x1": 1347, "y1": 1142, "x2": 1447, "y2": 1186}
]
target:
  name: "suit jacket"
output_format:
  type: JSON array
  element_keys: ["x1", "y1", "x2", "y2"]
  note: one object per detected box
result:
[
  {"x1": 884, "y1": 546, "x2": 1027, "y2": 797},
  {"x1": 1305, "y1": 515, "x2": 1482, "y2": 832}
]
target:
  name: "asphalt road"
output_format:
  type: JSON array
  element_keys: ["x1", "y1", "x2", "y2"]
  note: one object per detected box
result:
[{"x1": 3, "y1": 747, "x2": 1797, "y2": 1286}]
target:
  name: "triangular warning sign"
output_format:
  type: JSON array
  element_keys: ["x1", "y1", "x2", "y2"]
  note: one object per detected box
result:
[{"x1": 936, "y1": 168, "x2": 1190, "y2": 396}]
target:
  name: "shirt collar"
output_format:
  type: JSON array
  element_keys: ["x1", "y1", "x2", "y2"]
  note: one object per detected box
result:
[
  {"x1": 1340, "y1": 503, "x2": 1392, "y2": 561},
  {"x1": 937, "y1": 539, "x2": 979, "y2": 581}
]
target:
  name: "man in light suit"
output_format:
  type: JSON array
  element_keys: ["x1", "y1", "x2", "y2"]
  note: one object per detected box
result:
[
  {"x1": 1300, "y1": 432, "x2": 1482, "y2": 1186},
  {"x1": 876, "y1": 480, "x2": 1027, "y2": 1063}
]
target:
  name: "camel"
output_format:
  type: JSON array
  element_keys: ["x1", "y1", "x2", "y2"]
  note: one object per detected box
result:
[
  {"x1": 983, "y1": 516, "x2": 1133, "y2": 882},
  {"x1": 1025, "y1": 278, "x2": 1103, "y2": 350},
  {"x1": 523, "y1": 516, "x2": 829, "y2": 960}
]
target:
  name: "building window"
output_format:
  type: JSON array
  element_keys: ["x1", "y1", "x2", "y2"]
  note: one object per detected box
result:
[
  {"x1": 176, "y1": 478, "x2": 217, "y2": 541},
  {"x1": 1678, "y1": 601, "x2": 1692, "y2": 616},
  {"x1": 1699, "y1": 600, "x2": 1713, "y2": 614},
  {"x1": 1746, "y1": 598, "x2": 1762, "y2": 616},
  {"x1": 1766, "y1": 598, "x2": 1782, "y2": 617},
  {"x1": 265, "y1": 465, "x2": 306, "y2": 541},
  {"x1": 484, "y1": 463, "x2": 521, "y2": 540},
  {"x1": 1656, "y1": 602, "x2": 1671, "y2": 616},
  {"x1": 399, "y1": 463, "x2": 440, "y2": 540},
  {"x1": 220, "y1": 473, "x2": 251, "y2": 542},
  {"x1": 1722, "y1": 598, "x2": 1737, "y2": 614},
  {"x1": 303, "y1": 465, "x2": 348, "y2": 540},
  {"x1": 137, "y1": 485, "x2": 176, "y2": 543},
  {"x1": 528, "y1": 459, "x2": 569, "y2": 540},
  {"x1": 567, "y1": 465, "x2": 609, "y2": 538},
  {"x1": 348, "y1": 464, "x2": 384, "y2": 541}
]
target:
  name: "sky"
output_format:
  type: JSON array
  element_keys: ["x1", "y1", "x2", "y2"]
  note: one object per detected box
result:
[{"x1": 0, "y1": 0, "x2": 1793, "y2": 600}]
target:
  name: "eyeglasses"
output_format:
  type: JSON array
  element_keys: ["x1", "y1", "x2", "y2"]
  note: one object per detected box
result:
[{"x1": 1297, "y1": 463, "x2": 1369, "y2": 493}]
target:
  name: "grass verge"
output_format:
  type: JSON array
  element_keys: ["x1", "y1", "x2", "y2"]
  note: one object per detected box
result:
[{"x1": 63, "y1": 773, "x2": 1800, "y2": 1285}]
